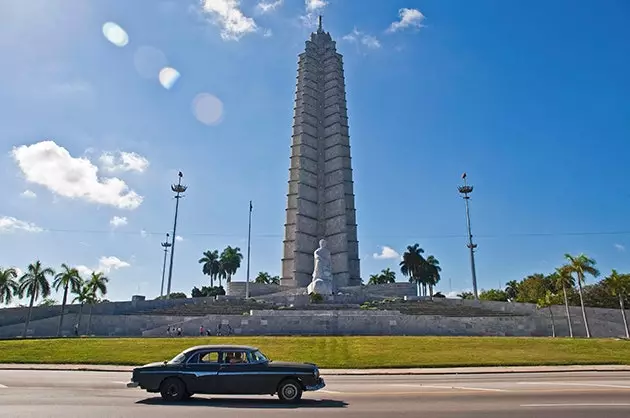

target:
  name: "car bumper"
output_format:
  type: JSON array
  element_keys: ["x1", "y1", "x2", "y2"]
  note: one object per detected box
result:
[
  {"x1": 126, "y1": 381, "x2": 139, "y2": 388},
  {"x1": 305, "y1": 378, "x2": 326, "y2": 391}
]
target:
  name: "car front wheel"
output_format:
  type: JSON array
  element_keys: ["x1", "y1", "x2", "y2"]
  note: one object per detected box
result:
[
  {"x1": 160, "y1": 377, "x2": 186, "y2": 402},
  {"x1": 278, "y1": 379, "x2": 303, "y2": 403}
]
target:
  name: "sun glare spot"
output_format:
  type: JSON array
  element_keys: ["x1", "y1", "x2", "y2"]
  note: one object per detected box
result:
[
  {"x1": 159, "y1": 67, "x2": 181, "y2": 90},
  {"x1": 192, "y1": 93, "x2": 224, "y2": 126},
  {"x1": 102, "y1": 22, "x2": 129, "y2": 47}
]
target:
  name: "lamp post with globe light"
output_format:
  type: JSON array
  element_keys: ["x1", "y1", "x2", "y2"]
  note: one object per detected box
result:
[
  {"x1": 458, "y1": 172, "x2": 479, "y2": 300},
  {"x1": 159, "y1": 233, "x2": 172, "y2": 298}
]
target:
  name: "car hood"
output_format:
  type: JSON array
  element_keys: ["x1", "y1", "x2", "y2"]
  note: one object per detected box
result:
[
  {"x1": 135, "y1": 361, "x2": 167, "y2": 370},
  {"x1": 266, "y1": 361, "x2": 317, "y2": 371}
]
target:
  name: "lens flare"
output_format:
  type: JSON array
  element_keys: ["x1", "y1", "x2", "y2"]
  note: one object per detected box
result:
[
  {"x1": 159, "y1": 67, "x2": 180, "y2": 90},
  {"x1": 102, "y1": 22, "x2": 129, "y2": 47},
  {"x1": 192, "y1": 93, "x2": 224, "y2": 126}
]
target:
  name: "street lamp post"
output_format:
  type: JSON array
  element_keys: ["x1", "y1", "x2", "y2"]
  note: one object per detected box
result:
[
  {"x1": 458, "y1": 172, "x2": 479, "y2": 300},
  {"x1": 166, "y1": 171, "x2": 187, "y2": 298},
  {"x1": 160, "y1": 233, "x2": 172, "y2": 298},
  {"x1": 245, "y1": 200, "x2": 253, "y2": 299}
]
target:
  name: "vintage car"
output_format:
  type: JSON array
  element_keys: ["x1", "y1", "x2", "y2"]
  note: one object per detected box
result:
[{"x1": 127, "y1": 344, "x2": 325, "y2": 402}]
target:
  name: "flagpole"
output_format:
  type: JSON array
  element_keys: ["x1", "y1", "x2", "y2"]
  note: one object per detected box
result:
[{"x1": 245, "y1": 200, "x2": 253, "y2": 299}]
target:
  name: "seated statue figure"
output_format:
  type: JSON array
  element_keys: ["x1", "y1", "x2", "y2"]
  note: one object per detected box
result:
[{"x1": 308, "y1": 239, "x2": 333, "y2": 295}]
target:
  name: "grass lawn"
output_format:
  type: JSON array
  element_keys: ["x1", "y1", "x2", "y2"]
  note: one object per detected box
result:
[{"x1": 0, "y1": 336, "x2": 628, "y2": 368}]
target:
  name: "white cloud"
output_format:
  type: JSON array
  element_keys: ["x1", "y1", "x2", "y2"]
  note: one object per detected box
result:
[
  {"x1": 373, "y1": 246, "x2": 400, "y2": 260},
  {"x1": 200, "y1": 0, "x2": 257, "y2": 41},
  {"x1": 140, "y1": 229, "x2": 148, "y2": 238},
  {"x1": 300, "y1": 0, "x2": 327, "y2": 28},
  {"x1": 257, "y1": 0, "x2": 282, "y2": 13},
  {"x1": 99, "y1": 151, "x2": 149, "y2": 173},
  {"x1": 109, "y1": 216, "x2": 128, "y2": 228},
  {"x1": 343, "y1": 28, "x2": 381, "y2": 49},
  {"x1": 76, "y1": 256, "x2": 131, "y2": 276},
  {"x1": 20, "y1": 190, "x2": 37, "y2": 199},
  {"x1": 11, "y1": 140, "x2": 143, "y2": 210},
  {"x1": 263, "y1": 28, "x2": 273, "y2": 37},
  {"x1": 0, "y1": 216, "x2": 44, "y2": 233},
  {"x1": 387, "y1": 8, "x2": 425, "y2": 33},
  {"x1": 306, "y1": 0, "x2": 326, "y2": 12},
  {"x1": 615, "y1": 243, "x2": 625, "y2": 252},
  {"x1": 175, "y1": 235, "x2": 184, "y2": 242}
]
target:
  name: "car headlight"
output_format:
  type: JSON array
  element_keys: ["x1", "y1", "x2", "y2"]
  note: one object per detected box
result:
[{"x1": 313, "y1": 368, "x2": 319, "y2": 378}]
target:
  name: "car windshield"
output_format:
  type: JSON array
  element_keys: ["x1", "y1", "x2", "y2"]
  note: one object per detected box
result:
[
  {"x1": 168, "y1": 352, "x2": 187, "y2": 364},
  {"x1": 251, "y1": 350, "x2": 269, "y2": 363}
]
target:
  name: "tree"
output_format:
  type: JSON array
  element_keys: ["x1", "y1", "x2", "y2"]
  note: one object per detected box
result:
[
  {"x1": 479, "y1": 288, "x2": 508, "y2": 302},
  {"x1": 217, "y1": 261, "x2": 228, "y2": 287},
  {"x1": 220, "y1": 246, "x2": 244, "y2": 283},
  {"x1": 53, "y1": 264, "x2": 83, "y2": 337},
  {"x1": 424, "y1": 255, "x2": 441, "y2": 297},
  {"x1": 0, "y1": 267, "x2": 19, "y2": 305},
  {"x1": 515, "y1": 273, "x2": 554, "y2": 304},
  {"x1": 191, "y1": 286, "x2": 225, "y2": 298},
  {"x1": 400, "y1": 244, "x2": 425, "y2": 297},
  {"x1": 198, "y1": 250, "x2": 220, "y2": 287},
  {"x1": 602, "y1": 269, "x2": 630, "y2": 339},
  {"x1": 504, "y1": 280, "x2": 519, "y2": 301},
  {"x1": 564, "y1": 253, "x2": 600, "y2": 338},
  {"x1": 255, "y1": 272, "x2": 271, "y2": 284},
  {"x1": 367, "y1": 268, "x2": 396, "y2": 285},
  {"x1": 457, "y1": 291, "x2": 474, "y2": 300},
  {"x1": 554, "y1": 265, "x2": 576, "y2": 338},
  {"x1": 38, "y1": 298, "x2": 57, "y2": 306},
  {"x1": 18, "y1": 260, "x2": 54, "y2": 338},
  {"x1": 85, "y1": 272, "x2": 108, "y2": 335},
  {"x1": 72, "y1": 285, "x2": 91, "y2": 334},
  {"x1": 537, "y1": 290, "x2": 561, "y2": 337}
]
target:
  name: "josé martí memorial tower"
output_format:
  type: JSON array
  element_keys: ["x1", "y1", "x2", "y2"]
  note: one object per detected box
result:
[{"x1": 281, "y1": 17, "x2": 361, "y2": 289}]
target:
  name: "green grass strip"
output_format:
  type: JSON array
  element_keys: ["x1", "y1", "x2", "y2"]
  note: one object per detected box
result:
[{"x1": 0, "y1": 336, "x2": 629, "y2": 368}]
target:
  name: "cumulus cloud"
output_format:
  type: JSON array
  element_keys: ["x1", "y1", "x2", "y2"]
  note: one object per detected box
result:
[
  {"x1": 20, "y1": 190, "x2": 37, "y2": 199},
  {"x1": 175, "y1": 235, "x2": 184, "y2": 242},
  {"x1": 109, "y1": 216, "x2": 128, "y2": 228},
  {"x1": 306, "y1": 0, "x2": 326, "y2": 12},
  {"x1": 0, "y1": 216, "x2": 44, "y2": 233},
  {"x1": 11, "y1": 140, "x2": 143, "y2": 210},
  {"x1": 257, "y1": 0, "x2": 282, "y2": 13},
  {"x1": 76, "y1": 256, "x2": 131, "y2": 276},
  {"x1": 99, "y1": 151, "x2": 149, "y2": 173},
  {"x1": 343, "y1": 28, "x2": 381, "y2": 49},
  {"x1": 615, "y1": 243, "x2": 625, "y2": 252},
  {"x1": 373, "y1": 246, "x2": 400, "y2": 260},
  {"x1": 200, "y1": 0, "x2": 257, "y2": 40},
  {"x1": 387, "y1": 8, "x2": 425, "y2": 33}
]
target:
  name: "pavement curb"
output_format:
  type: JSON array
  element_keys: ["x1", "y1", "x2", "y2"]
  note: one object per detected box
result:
[{"x1": 1, "y1": 364, "x2": 630, "y2": 375}]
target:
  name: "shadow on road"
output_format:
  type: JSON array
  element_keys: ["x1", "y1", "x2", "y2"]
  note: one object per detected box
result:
[{"x1": 137, "y1": 397, "x2": 348, "y2": 409}]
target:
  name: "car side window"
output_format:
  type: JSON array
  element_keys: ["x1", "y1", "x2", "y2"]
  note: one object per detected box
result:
[
  {"x1": 223, "y1": 351, "x2": 248, "y2": 364},
  {"x1": 199, "y1": 352, "x2": 219, "y2": 363}
]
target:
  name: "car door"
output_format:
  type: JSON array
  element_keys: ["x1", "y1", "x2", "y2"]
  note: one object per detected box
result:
[
  {"x1": 217, "y1": 350, "x2": 260, "y2": 394},
  {"x1": 185, "y1": 350, "x2": 221, "y2": 394}
]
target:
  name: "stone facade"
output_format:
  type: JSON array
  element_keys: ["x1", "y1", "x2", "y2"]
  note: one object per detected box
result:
[{"x1": 282, "y1": 21, "x2": 361, "y2": 289}]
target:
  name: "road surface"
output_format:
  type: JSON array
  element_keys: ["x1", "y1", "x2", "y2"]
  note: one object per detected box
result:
[{"x1": 1, "y1": 370, "x2": 630, "y2": 417}]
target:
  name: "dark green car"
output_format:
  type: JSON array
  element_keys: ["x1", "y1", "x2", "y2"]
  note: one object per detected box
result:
[{"x1": 127, "y1": 344, "x2": 325, "y2": 402}]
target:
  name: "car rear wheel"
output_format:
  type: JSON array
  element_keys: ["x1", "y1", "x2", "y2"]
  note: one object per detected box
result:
[
  {"x1": 277, "y1": 379, "x2": 303, "y2": 403},
  {"x1": 160, "y1": 377, "x2": 186, "y2": 402}
]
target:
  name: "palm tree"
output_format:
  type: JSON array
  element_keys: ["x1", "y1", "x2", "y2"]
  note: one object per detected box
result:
[
  {"x1": 602, "y1": 269, "x2": 630, "y2": 339},
  {"x1": 368, "y1": 268, "x2": 396, "y2": 285},
  {"x1": 220, "y1": 246, "x2": 244, "y2": 283},
  {"x1": 504, "y1": 280, "x2": 519, "y2": 301},
  {"x1": 424, "y1": 255, "x2": 441, "y2": 297},
  {"x1": 564, "y1": 253, "x2": 600, "y2": 338},
  {"x1": 53, "y1": 264, "x2": 83, "y2": 337},
  {"x1": 18, "y1": 261, "x2": 55, "y2": 338},
  {"x1": 554, "y1": 265, "x2": 576, "y2": 338},
  {"x1": 72, "y1": 285, "x2": 92, "y2": 334},
  {"x1": 199, "y1": 250, "x2": 220, "y2": 287},
  {"x1": 255, "y1": 272, "x2": 272, "y2": 284},
  {"x1": 0, "y1": 267, "x2": 19, "y2": 305},
  {"x1": 400, "y1": 244, "x2": 426, "y2": 297},
  {"x1": 217, "y1": 261, "x2": 228, "y2": 288},
  {"x1": 85, "y1": 272, "x2": 108, "y2": 335},
  {"x1": 537, "y1": 290, "x2": 558, "y2": 337}
]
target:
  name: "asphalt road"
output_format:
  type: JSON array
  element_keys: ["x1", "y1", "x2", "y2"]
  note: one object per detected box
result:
[{"x1": 1, "y1": 370, "x2": 630, "y2": 417}]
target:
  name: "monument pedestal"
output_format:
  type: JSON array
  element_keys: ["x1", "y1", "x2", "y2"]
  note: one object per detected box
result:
[{"x1": 307, "y1": 278, "x2": 333, "y2": 296}]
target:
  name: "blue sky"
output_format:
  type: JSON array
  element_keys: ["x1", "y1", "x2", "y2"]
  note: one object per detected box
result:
[{"x1": 1, "y1": 0, "x2": 629, "y2": 303}]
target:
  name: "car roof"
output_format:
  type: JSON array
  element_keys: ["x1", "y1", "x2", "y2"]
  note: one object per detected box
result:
[{"x1": 183, "y1": 345, "x2": 259, "y2": 353}]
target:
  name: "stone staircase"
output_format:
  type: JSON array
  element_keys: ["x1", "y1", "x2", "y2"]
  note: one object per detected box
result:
[
  {"x1": 363, "y1": 300, "x2": 527, "y2": 317},
  {"x1": 136, "y1": 299, "x2": 277, "y2": 316}
]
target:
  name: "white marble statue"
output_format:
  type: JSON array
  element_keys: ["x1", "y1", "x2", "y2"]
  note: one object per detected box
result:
[{"x1": 307, "y1": 239, "x2": 333, "y2": 295}]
